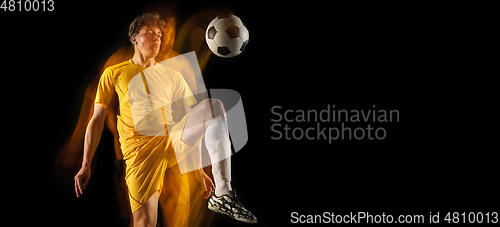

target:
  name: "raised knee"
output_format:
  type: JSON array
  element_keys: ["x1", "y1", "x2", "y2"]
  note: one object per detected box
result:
[
  {"x1": 211, "y1": 98, "x2": 224, "y2": 111},
  {"x1": 210, "y1": 99, "x2": 225, "y2": 117},
  {"x1": 199, "y1": 98, "x2": 225, "y2": 118}
]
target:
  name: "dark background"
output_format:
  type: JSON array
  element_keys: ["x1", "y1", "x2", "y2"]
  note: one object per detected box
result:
[{"x1": 1, "y1": 0, "x2": 497, "y2": 226}]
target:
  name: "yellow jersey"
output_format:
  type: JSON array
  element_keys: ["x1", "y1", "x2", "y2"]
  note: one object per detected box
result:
[{"x1": 94, "y1": 60, "x2": 197, "y2": 212}]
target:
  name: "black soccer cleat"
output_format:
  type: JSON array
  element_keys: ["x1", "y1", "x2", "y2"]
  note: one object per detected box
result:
[{"x1": 208, "y1": 190, "x2": 257, "y2": 224}]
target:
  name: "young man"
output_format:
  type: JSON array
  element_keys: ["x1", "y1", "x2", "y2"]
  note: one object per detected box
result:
[{"x1": 73, "y1": 13, "x2": 256, "y2": 226}]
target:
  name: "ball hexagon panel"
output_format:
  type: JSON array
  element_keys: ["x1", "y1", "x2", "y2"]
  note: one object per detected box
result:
[
  {"x1": 213, "y1": 31, "x2": 230, "y2": 46},
  {"x1": 214, "y1": 18, "x2": 230, "y2": 31},
  {"x1": 239, "y1": 26, "x2": 249, "y2": 42},
  {"x1": 227, "y1": 15, "x2": 243, "y2": 27},
  {"x1": 227, "y1": 38, "x2": 243, "y2": 53},
  {"x1": 206, "y1": 14, "x2": 249, "y2": 58}
]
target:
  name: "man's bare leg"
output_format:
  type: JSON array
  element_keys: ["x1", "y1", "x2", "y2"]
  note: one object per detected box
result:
[
  {"x1": 181, "y1": 98, "x2": 231, "y2": 191},
  {"x1": 181, "y1": 99, "x2": 231, "y2": 195},
  {"x1": 180, "y1": 98, "x2": 257, "y2": 223},
  {"x1": 132, "y1": 191, "x2": 158, "y2": 227}
]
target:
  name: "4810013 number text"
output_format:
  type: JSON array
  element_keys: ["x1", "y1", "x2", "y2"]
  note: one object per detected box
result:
[{"x1": 1, "y1": 0, "x2": 54, "y2": 12}]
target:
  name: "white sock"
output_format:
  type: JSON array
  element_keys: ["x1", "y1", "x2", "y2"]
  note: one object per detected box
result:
[{"x1": 205, "y1": 117, "x2": 232, "y2": 196}]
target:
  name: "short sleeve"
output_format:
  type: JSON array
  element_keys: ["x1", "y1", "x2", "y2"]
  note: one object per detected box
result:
[
  {"x1": 94, "y1": 67, "x2": 116, "y2": 108},
  {"x1": 172, "y1": 71, "x2": 197, "y2": 108}
]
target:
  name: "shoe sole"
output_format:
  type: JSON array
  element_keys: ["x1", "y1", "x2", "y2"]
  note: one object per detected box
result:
[{"x1": 208, "y1": 203, "x2": 257, "y2": 224}]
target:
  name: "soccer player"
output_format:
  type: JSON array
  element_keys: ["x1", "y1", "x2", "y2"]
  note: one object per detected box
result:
[{"x1": 73, "y1": 13, "x2": 257, "y2": 226}]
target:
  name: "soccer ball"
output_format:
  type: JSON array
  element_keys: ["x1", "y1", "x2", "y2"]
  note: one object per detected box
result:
[{"x1": 206, "y1": 15, "x2": 249, "y2": 58}]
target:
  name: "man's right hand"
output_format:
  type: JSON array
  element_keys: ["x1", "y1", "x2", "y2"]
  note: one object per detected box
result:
[
  {"x1": 74, "y1": 165, "x2": 91, "y2": 198},
  {"x1": 195, "y1": 168, "x2": 215, "y2": 199},
  {"x1": 74, "y1": 104, "x2": 107, "y2": 198}
]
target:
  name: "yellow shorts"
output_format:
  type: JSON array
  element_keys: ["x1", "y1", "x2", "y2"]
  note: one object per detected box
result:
[{"x1": 126, "y1": 109, "x2": 204, "y2": 213}]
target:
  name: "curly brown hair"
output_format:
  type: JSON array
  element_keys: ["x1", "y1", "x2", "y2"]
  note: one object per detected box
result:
[{"x1": 128, "y1": 12, "x2": 166, "y2": 44}]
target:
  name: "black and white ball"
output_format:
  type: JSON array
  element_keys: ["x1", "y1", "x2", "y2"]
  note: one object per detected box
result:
[{"x1": 206, "y1": 15, "x2": 249, "y2": 58}]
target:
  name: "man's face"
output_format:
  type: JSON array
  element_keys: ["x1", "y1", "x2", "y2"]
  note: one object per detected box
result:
[{"x1": 132, "y1": 24, "x2": 162, "y2": 58}]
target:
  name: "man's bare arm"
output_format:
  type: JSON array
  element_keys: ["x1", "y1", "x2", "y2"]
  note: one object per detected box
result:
[
  {"x1": 74, "y1": 103, "x2": 108, "y2": 197},
  {"x1": 82, "y1": 103, "x2": 108, "y2": 166}
]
